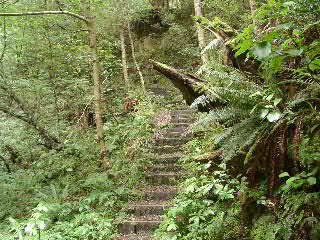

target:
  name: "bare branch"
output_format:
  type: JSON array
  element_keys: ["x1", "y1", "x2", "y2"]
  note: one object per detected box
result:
[{"x1": 0, "y1": 10, "x2": 88, "y2": 23}]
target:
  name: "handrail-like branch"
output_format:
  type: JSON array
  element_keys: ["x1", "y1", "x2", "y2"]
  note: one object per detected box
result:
[{"x1": 0, "y1": 11, "x2": 88, "y2": 23}]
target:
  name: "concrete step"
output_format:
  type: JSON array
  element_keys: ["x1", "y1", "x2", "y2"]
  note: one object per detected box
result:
[
  {"x1": 171, "y1": 110, "x2": 195, "y2": 115},
  {"x1": 163, "y1": 131, "x2": 192, "y2": 138},
  {"x1": 152, "y1": 153, "x2": 184, "y2": 164},
  {"x1": 128, "y1": 201, "x2": 172, "y2": 216},
  {"x1": 153, "y1": 145, "x2": 181, "y2": 154},
  {"x1": 164, "y1": 127, "x2": 189, "y2": 134},
  {"x1": 145, "y1": 163, "x2": 182, "y2": 172},
  {"x1": 170, "y1": 123, "x2": 190, "y2": 128},
  {"x1": 170, "y1": 118, "x2": 194, "y2": 124},
  {"x1": 142, "y1": 186, "x2": 177, "y2": 201},
  {"x1": 115, "y1": 234, "x2": 153, "y2": 240},
  {"x1": 119, "y1": 216, "x2": 162, "y2": 235},
  {"x1": 146, "y1": 172, "x2": 181, "y2": 185},
  {"x1": 155, "y1": 137, "x2": 189, "y2": 146},
  {"x1": 170, "y1": 113, "x2": 194, "y2": 118}
]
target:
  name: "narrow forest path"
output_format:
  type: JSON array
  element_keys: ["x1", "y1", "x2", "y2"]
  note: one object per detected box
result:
[{"x1": 116, "y1": 105, "x2": 195, "y2": 240}]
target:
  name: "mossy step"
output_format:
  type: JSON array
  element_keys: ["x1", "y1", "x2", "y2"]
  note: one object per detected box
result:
[
  {"x1": 163, "y1": 131, "x2": 192, "y2": 138},
  {"x1": 127, "y1": 201, "x2": 172, "y2": 216},
  {"x1": 152, "y1": 153, "x2": 184, "y2": 164},
  {"x1": 170, "y1": 118, "x2": 194, "y2": 124},
  {"x1": 119, "y1": 216, "x2": 162, "y2": 235},
  {"x1": 142, "y1": 186, "x2": 177, "y2": 201},
  {"x1": 169, "y1": 123, "x2": 190, "y2": 128},
  {"x1": 164, "y1": 127, "x2": 190, "y2": 134},
  {"x1": 155, "y1": 137, "x2": 189, "y2": 146},
  {"x1": 153, "y1": 145, "x2": 182, "y2": 154},
  {"x1": 171, "y1": 110, "x2": 196, "y2": 115},
  {"x1": 115, "y1": 234, "x2": 153, "y2": 240},
  {"x1": 145, "y1": 163, "x2": 182, "y2": 172},
  {"x1": 146, "y1": 172, "x2": 182, "y2": 185}
]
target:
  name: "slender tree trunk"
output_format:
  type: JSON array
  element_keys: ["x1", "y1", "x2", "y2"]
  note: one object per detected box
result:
[
  {"x1": 88, "y1": 18, "x2": 111, "y2": 169},
  {"x1": 127, "y1": 21, "x2": 145, "y2": 92},
  {"x1": 0, "y1": 11, "x2": 110, "y2": 167},
  {"x1": 120, "y1": 28, "x2": 129, "y2": 89},
  {"x1": 0, "y1": 84, "x2": 61, "y2": 150},
  {"x1": 194, "y1": 0, "x2": 209, "y2": 65},
  {"x1": 249, "y1": 0, "x2": 256, "y2": 25}
]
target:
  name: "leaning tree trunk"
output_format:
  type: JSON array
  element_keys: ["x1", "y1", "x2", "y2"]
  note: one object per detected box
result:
[
  {"x1": 150, "y1": 60, "x2": 207, "y2": 105},
  {"x1": 88, "y1": 19, "x2": 111, "y2": 169},
  {"x1": 194, "y1": 0, "x2": 209, "y2": 65},
  {"x1": 120, "y1": 27, "x2": 129, "y2": 89},
  {"x1": 127, "y1": 21, "x2": 145, "y2": 92}
]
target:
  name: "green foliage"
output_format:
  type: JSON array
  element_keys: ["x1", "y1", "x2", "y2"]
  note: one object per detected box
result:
[
  {"x1": 168, "y1": 1, "x2": 320, "y2": 239},
  {"x1": 155, "y1": 169, "x2": 244, "y2": 240},
  {"x1": 234, "y1": 0, "x2": 320, "y2": 80}
]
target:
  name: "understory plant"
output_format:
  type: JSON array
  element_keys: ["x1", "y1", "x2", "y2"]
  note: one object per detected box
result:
[{"x1": 157, "y1": 0, "x2": 319, "y2": 239}]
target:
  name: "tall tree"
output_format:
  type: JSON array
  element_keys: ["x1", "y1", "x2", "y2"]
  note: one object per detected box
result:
[
  {"x1": 0, "y1": 10, "x2": 111, "y2": 168},
  {"x1": 249, "y1": 0, "x2": 256, "y2": 24},
  {"x1": 194, "y1": 0, "x2": 208, "y2": 64},
  {"x1": 120, "y1": 27, "x2": 129, "y2": 89},
  {"x1": 127, "y1": 20, "x2": 146, "y2": 92}
]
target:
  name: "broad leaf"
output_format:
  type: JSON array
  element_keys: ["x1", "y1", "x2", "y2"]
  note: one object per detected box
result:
[
  {"x1": 286, "y1": 48, "x2": 303, "y2": 57},
  {"x1": 267, "y1": 111, "x2": 282, "y2": 122},
  {"x1": 253, "y1": 42, "x2": 272, "y2": 60},
  {"x1": 307, "y1": 177, "x2": 317, "y2": 186},
  {"x1": 279, "y1": 172, "x2": 290, "y2": 178}
]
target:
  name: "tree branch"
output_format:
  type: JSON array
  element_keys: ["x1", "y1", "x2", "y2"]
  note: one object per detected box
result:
[{"x1": 0, "y1": 10, "x2": 88, "y2": 23}]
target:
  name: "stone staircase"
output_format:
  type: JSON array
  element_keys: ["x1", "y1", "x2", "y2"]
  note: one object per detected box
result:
[{"x1": 116, "y1": 109, "x2": 194, "y2": 240}]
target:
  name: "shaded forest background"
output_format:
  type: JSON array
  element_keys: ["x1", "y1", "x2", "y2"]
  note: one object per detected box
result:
[{"x1": 0, "y1": 0, "x2": 319, "y2": 239}]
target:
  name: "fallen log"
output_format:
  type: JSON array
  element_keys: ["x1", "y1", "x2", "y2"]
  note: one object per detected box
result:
[{"x1": 149, "y1": 60, "x2": 208, "y2": 105}]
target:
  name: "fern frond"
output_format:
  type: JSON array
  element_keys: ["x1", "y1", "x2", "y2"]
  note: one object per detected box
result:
[
  {"x1": 210, "y1": 87, "x2": 259, "y2": 107},
  {"x1": 195, "y1": 107, "x2": 251, "y2": 127}
]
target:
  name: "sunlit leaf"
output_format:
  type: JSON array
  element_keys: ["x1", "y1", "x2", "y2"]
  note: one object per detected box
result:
[
  {"x1": 253, "y1": 42, "x2": 272, "y2": 60},
  {"x1": 267, "y1": 111, "x2": 282, "y2": 122}
]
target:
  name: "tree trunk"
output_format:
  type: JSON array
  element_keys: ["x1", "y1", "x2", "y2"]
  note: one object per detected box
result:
[
  {"x1": 120, "y1": 28, "x2": 129, "y2": 89},
  {"x1": 194, "y1": 0, "x2": 209, "y2": 65},
  {"x1": 0, "y1": 11, "x2": 111, "y2": 167},
  {"x1": 127, "y1": 21, "x2": 146, "y2": 92},
  {"x1": 0, "y1": 84, "x2": 62, "y2": 150},
  {"x1": 249, "y1": 0, "x2": 256, "y2": 25},
  {"x1": 150, "y1": 59, "x2": 207, "y2": 105},
  {"x1": 88, "y1": 18, "x2": 110, "y2": 169}
]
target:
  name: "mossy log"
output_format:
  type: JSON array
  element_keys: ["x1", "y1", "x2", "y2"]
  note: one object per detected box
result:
[
  {"x1": 149, "y1": 59, "x2": 208, "y2": 105},
  {"x1": 194, "y1": 151, "x2": 223, "y2": 164}
]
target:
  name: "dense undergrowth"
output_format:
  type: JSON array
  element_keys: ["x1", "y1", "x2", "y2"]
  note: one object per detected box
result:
[
  {"x1": 0, "y1": 87, "x2": 180, "y2": 239},
  {"x1": 0, "y1": 0, "x2": 319, "y2": 239},
  {"x1": 155, "y1": 0, "x2": 320, "y2": 239}
]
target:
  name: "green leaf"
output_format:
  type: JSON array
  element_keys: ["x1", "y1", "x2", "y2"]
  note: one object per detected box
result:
[
  {"x1": 273, "y1": 98, "x2": 282, "y2": 107},
  {"x1": 236, "y1": 40, "x2": 252, "y2": 57},
  {"x1": 270, "y1": 56, "x2": 285, "y2": 73},
  {"x1": 286, "y1": 48, "x2": 303, "y2": 57},
  {"x1": 261, "y1": 109, "x2": 269, "y2": 119},
  {"x1": 309, "y1": 59, "x2": 320, "y2": 71},
  {"x1": 253, "y1": 42, "x2": 272, "y2": 60},
  {"x1": 279, "y1": 172, "x2": 290, "y2": 178},
  {"x1": 167, "y1": 223, "x2": 177, "y2": 231},
  {"x1": 283, "y1": 1, "x2": 296, "y2": 6},
  {"x1": 307, "y1": 177, "x2": 316, "y2": 185},
  {"x1": 267, "y1": 111, "x2": 282, "y2": 122},
  {"x1": 310, "y1": 124, "x2": 319, "y2": 133},
  {"x1": 186, "y1": 183, "x2": 196, "y2": 193},
  {"x1": 266, "y1": 94, "x2": 274, "y2": 101}
]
